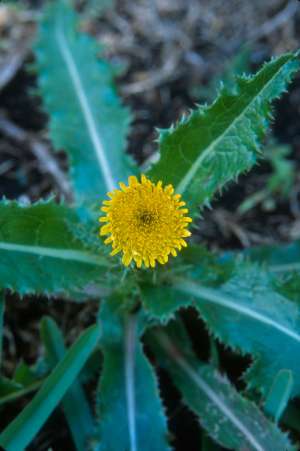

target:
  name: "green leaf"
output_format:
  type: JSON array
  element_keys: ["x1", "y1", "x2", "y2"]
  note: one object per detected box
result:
[
  {"x1": 94, "y1": 296, "x2": 170, "y2": 451},
  {"x1": 148, "y1": 52, "x2": 300, "y2": 216},
  {"x1": 0, "y1": 377, "x2": 22, "y2": 398},
  {"x1": 201, "y1": 434, "x2": 221, "y2": 451},
  {"x1": 34, "y1": 0, "x2": 135, "y2": 205},
  {"x1": 264, "y1": 370, "x2": 293, "y2": 423},
  {"x1": 0, "y1": 364, "x2": 42, "y2": 406},
  {"x1": 0, "y1": 379, "x2": 43, "y2": 407},
  {"x1": 140, "y1": 244, "x2": 234, "y2": 324},
  {"x1": 149, "y1": 321, "x2": 295, "y2": 451},
  {"x1": 239, "y1": 240, "x2": 300, "y2": 274},
  {"x1": 142, "y1": 258, "x2": 300, "y2": 397},
  {"x1": 0, "y1": 292, "x2": 4, "y2": 367},
  {"x1": 0, "y1": 323, "x2": 100, "y2": 451},
  {"x1": 79, "y1": 347, "x2": 102, "y2": 384},
  {"x1": 40, "y1": 316, "x2": 95, "y2": 451},
  {"x1": 171, "y1": 264, "x2": 300, "y2": 397},
  {"x1": 141, "y1": 280, "x2": 193, "y2": 325},
  {"x1": 276, "y1": 273, "x2": 300, "y2": 307},
  {"x1": 14, "y1": 362, "x2": 37, "y2": 387},
  {"x1": 0, "y1": 199, "x2": 110, "y2": 297}
]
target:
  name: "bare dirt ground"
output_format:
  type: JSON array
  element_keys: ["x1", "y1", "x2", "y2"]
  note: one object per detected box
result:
[{"x1": 1, "y1": 1, "x2": 300, "y2": 449}]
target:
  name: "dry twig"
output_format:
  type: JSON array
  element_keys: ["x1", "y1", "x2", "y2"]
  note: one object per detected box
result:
[
  {"x1": 0, "y1": 113, "x2": 72, "y2": 200},
  {"x1": 249, "y1": 0, "x2": 298, "y2": 42}
]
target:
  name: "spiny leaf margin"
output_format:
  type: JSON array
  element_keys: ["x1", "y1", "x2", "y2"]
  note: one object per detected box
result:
[
  {"x1": 93, "y1": 295, "x2": 171, "y2": 451},
  {"x1": 141, "y1": 257, "x2": 300, "y2": 397},
  {"x1": 0, "y1": 198, "x2": 110, "y2": 297},
  {"x1": 34, "y1": 0, "x2": 136, "y2": 204},
  {"x1": 148, "y1": 321, "x2": 295, "y2": 451},
  {"x1": 148, "y1": 51, "x2": 300, "y2": 216}
]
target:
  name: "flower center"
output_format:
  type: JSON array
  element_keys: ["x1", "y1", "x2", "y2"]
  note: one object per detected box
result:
[
  {"x1": 137, "y1": 210, "x2": 156, "y2": 226},
  {"x1": 99, "y1": 174, "x2": 192, "y2": 268}
]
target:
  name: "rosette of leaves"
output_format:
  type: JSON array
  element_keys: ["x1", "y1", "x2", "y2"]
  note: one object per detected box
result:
[{"x1": 0, "y1": 1, "x2": 300, "y2": 450}]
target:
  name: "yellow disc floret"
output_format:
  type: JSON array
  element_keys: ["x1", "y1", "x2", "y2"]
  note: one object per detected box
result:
[{"x1": 99, "y1": 174, "x2": 192, "y2": 268}]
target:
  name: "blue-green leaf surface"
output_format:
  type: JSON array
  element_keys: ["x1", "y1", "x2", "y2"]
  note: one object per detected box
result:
[
  {"x1": 140, "y1": 244, "x2": 234, "y2": 324},
  {"x1": 34, "y1": 0, "x2": 135, "y2": 204},
  {"x1": 239, "y1": 240, "x2": 300, "y2": 274},
  {"x1": 0, "y1": 377, "x2": 22, "y2": 398},
  {"x1": 94, "y1": 296, "x2": 170, "y2": 451},
  {"x1": 0, "y1": 377, "x2": 43, "y2": 407},
  {"x1": 149, "y1": 322, "x2": 295, "y2": 451},
  {"x1": 148, "y1": 52, "x2": 300, "y2": 216},
  {"x1": 142, "y1": 258, "x2": 300, "y2": 397},
  {"x1": 0, "y1": 292, "x2": 4, "y2": 367},
  {"x1": 0, "y1": 324, "x2": 100, "y2": 451},
  {"x1": 41, "y1": 316, "x2": 95, "y2": 451},
  {"x1": 14, "y1": 362, "x2": 36, "y2": 387},
  {"x1": 264, "y1": 370, "x2": 293, "y2": 423},
  {"x1": 173, "y1": 265, "x2": 300, "y2": 397},
  {"x1": 0, "y1": 199, "x2": 110, "y2": 296}
]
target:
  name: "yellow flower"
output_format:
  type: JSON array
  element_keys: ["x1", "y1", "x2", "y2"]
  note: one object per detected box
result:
[{"x1": 99, "y1": 174, "x2": 192, "y2": 268}]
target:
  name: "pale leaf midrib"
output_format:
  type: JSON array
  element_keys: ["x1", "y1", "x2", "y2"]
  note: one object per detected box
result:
[
  {"x1": 124, "y1": 314, "x2": 138, "y2": 451},
  {"x1": 0, "y1": 241, "x2": 106, "y2": 267},
  {"x1": 158, "y1": 333, "x2": 266, "y2": 451},
  {"x1": 180, "y1": 363, "x2": 265, "y2": 451},
  {"x1": 55, "y1": 14, "x2": 116, "y2": 192},
  {"x1": 269, "y1": 262, "x2": 300, "y2": 273},
  {"x1": 174, "y1": 278, "x2": 300, "y2": 343},
  {"x1": 176, "y1": 57, "x2": 292, "y2": 195}
]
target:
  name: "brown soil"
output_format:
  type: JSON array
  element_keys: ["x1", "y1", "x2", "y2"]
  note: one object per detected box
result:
[{"x1": 1, "y1": 1, "x2": 300, "y2": 449}]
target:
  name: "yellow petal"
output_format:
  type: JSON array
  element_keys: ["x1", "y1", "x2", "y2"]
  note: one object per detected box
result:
[
  {"x1": 134, "y1": 257, "x2": 143, "y2": 268},
  {"x1": 100, "y1": 225, "x2": 111, "y2": 235},
  {"x1": 111, "y1": 247, "x2": 121, "y2": 256},
  {"x1": 149, "y1": 257, "x2": 156, "y2": 268},
  {"x1": 128, "y1": 175, "x2": 138, "y2": 186},
  {"x1": 119, "y1": 182, "x2": 127, "y2": 192},
  {"x1": 173, "y1": 194, "x2": 181, "y2": 200},
  {"x1": 165, "y1": 185, "x2": 174, "y2": 195},
  {"x1": 122, "y1": 253, "x2": 132, "y2": 266},
  {"x1": 99, "y1": 216, "x2": 109, "y2": 222}
]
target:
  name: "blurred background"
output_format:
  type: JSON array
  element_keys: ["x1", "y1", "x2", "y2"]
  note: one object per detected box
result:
[{"x1": 1, "y1": 0, "x2": 300, "y2": 449}]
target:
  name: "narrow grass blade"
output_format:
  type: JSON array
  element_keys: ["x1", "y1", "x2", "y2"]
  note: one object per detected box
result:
[
  {"x1": 41, "y1": 316, "x2": 95, "y2": 451},
  {"x1": 0, "y1": 324, "x2": 100, "y2": 451}
]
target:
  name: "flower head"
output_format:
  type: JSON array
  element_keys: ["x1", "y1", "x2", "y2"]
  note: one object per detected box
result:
[{"x1": 99, "y1": 175, "x2": 192, "y2": 268}]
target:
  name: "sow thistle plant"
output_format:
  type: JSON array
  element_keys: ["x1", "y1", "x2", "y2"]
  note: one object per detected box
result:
[{"x1": 1, "y1": 1, "x2": 300, "y2": 450}]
